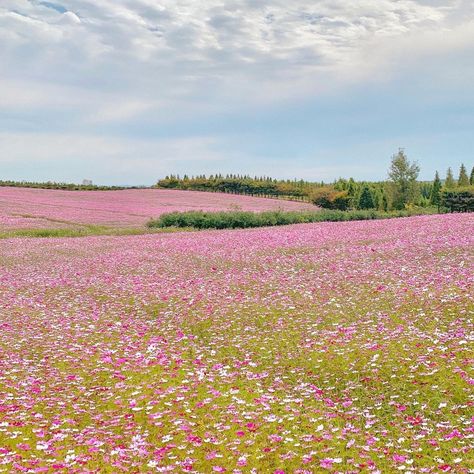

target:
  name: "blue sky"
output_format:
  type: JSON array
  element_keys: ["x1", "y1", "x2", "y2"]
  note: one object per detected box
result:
[{"x1": 0, "y1": 0, "x2": 473, "y2": 185}]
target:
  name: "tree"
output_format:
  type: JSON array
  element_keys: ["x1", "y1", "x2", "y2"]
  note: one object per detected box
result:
[
  {"x1": 310, "y1": 187, "x2": 351, "y2": 210},
  {"x1": 442, "y1": 188, "x2": 474, "y2": 213},
  {"x1": 387, "y1": 149, "x2": 420, "y2": 209},
  {"x1": 430, "y1": 171, "x2": 442, "y2": 208},
  {"x1": 374, "y1": 188, "x2": 385, "y2": 211},
  {"x1": 358, "y1": 185, "x2": 375, "y2": 209},
  {"x1": 470, "y1": 166, "x2": 474, "y2": 185},
  {"x1": 458, "y1": 164, "x2": 470, "y2": 187},
  {"x1": 445, "y1": 167, "x2": 455, "y2": 188}
]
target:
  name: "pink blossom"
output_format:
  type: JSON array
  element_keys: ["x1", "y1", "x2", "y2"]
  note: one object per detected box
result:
[
  {"x1": 320, "y1": 458, "x2": 334, "y2": 469},
  {"x1": 393, "y1": 454, "x2": 407, "y2": 463}
]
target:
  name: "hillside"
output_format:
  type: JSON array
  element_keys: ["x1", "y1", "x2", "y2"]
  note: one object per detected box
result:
[
  {"x1": 0, "y1": 187, "x2": 315, "y2": 231},
  {"x1": 0, "y1": 213, "x2": 472, "y2": 472}
]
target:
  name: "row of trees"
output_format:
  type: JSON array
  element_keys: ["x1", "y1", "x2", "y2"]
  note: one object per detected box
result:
[
  {"x1": 156, "y1": 152, "x2": 473, "y2": 212},
  {"x1": 311, "y1": 150, "x2": 473, "y2": 212},
  {"x1": 385, "y1": 151, "x2": 473, "y2": 211},
  {"x1": 156, "y1": 174, "x2": 323, "y2": 200},
  {"x1": 0, "y1": 180, "x2": 140, "y2": 191},
  {"x1": 443, "y1": 164, "x2": 473, "y2": 188}
]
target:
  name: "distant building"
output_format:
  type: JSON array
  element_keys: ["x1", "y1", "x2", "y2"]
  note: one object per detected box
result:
[{"x1": 82, "y1": 179, "x2": 93, "y2": 186}]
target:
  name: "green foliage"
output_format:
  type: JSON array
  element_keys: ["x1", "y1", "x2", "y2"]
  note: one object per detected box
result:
[
  {"x1": 148, "y1": 208, "x2": 438, "y2": 230},
  {"x1": 441, "y1": 187, "x2": 474, "y2": 213},
  {"x1": 430, "y1": 171, "x2": 442, "y2": 206},
  {"x1": 458, "y1": 164, "x2": 470, "y2": 187},
  {"x1": 419, "y1": 181, "x2": 433, "y2": 200},
  {"x1": 445, "y1": 168, "x2": 456, "y2": 189},
  {"x1": 154, "y1": 157, "x2": 470, "y2": 214},
  {"x1": 387, "y1": 149, "x2": 420, "y2": 209},
  {"x1": 470, "y1": 166, "x2": 474, "y2": 185},
  {"x1": 0, "y1": 226, "x2": 184, "y2": 240},
  {"x1": 310, "y1": 187, "x2": 351, "y2": 210},
  {"x1": 156, "y1": 174, "x2": 317, "y2": 201},
  {"x1": 358, "y1": 185, "x2": 375, "y2": 209}
]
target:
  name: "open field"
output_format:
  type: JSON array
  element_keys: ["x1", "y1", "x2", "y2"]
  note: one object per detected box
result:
[
  {"x1": 0, "y1": 187, "x2": 314, "y2": 232},
  {"x1": 0, "y1": 214, "x2": 472, "y2": 473}
]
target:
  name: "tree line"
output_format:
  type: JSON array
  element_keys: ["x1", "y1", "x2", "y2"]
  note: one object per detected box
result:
[
  {"x1": 156, "y1": 151, "x2": 474, "y2": 212},
  {"x1": 155, "y1": 174, "x2": 322, "y2": 200},
  {"x1": 2, "y1": 151, "x2": 472, "y2": 213},
  {"x1": 0, "y1": 181, "x2": 139, "y2": 191}
]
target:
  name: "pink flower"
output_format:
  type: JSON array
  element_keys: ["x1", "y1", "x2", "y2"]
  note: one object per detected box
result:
[
  {"x1": 17, "y1": 443, "x2": 30, "y2": 451},
  {"x1": 393, "y1": 454, "x2": 407, "y2": 463},
  {"x1": 320, "y1": 458, "x2": 334, "y2": 469},
  {"x1": 445, "y1": 429, "x2": 462, "y2": 440},
  {"x1": 438, "y1": 465, "x2": 452, "y2": 472}
]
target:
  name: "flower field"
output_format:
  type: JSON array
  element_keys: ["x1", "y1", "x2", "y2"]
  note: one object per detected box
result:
[
  {"x1": 0, "y1": 188, "x2": 314, "y2": 230},
  {"x1": 0, "y1": 213, "x2": 473, "y2": 473}
]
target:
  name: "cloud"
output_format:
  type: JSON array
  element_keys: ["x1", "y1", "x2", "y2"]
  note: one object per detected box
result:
[
  {"x1": 0, "y1": 1, "x2": 473, "y2": 182},
  {"x1": 2, "y1": 0, "x2": 470, "y2": 114}
]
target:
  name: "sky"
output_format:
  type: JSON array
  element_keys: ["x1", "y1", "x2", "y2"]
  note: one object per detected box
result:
[{"x1": 0, "y1": 0, "x2": 473, "y2": 185}]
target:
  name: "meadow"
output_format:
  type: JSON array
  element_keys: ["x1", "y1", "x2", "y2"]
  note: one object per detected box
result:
[
  {"x1": 0, "y1": 187, "x2": 314, "y2": 232},
  {"x1": 0, "y1": 211, "x2": 472, "y2": 473}
]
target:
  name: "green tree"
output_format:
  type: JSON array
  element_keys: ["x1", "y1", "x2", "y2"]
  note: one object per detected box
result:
[
  {"x1": 387, "y1": 149, "x2": 420, "y2": 209},
  {"x1": 458, "y1": 164, "x2": 470, "y2": 187},
  {"x1": 445, "y1": 167, "x2": 456, "y2": 188},
  {"x1": 430, "y1": 171, "x2": 442, "y2": 208},
  {"x1": 358, "y1": 185, "x2": 375, "y2": 209},
  {"x1": 442, "y1": 188, "x2": 474, "y2": 213},
  {"x1": 310, "y1": 187, "x2": 351, "y2": 210},
  {"x1": 470, "y1": 166, "x2": 474, "y2": 185},
  {"x1": 374, "y1": 188, "x2": 385, "y2": 211}
]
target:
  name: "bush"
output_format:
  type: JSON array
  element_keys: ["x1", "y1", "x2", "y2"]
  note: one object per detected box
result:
[
  {"x1": 441, "y1": 187, "x2": 474, "y2": 212},
  {"x1": 147, "y1": 208, "x2": 438, "y2": 230},
  {"x1": 310, "y1": 187, "x2": 351, "y2": 210}
]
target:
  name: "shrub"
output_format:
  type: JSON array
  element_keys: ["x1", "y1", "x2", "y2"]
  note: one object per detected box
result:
[
  {"x1": 310, "y1": 187, "x2": 351, "y2": 210},
  {"x1": 147, "y1": 208, "x2": 438, "y2": 230},
  {"x1": 441, "y1": 187, "x2": 474, "y2": 212}
]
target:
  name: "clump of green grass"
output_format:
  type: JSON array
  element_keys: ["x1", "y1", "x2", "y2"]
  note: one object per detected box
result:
[
  {"x1": 0, "y1": 226, "x2": 192, "y2": 239},
  {"x1": 147, "y1": 208, "x2": 438, "y2": 230},
  {"x1": 0, "y1": 227, "x2": 104, "y2": 239}
]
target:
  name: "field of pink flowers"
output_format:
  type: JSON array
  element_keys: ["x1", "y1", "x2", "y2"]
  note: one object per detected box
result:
[
  {"x1": 0, "y1": 187, "x2": 314, "y2": 230},
  {"x1": 0, "y1": 213, "x2": 473, "y2": 473}
]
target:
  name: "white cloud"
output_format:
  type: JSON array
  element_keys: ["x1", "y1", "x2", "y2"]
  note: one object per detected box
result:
[
  {"x1": 1, "y1": 0, "x2": 471, "y2": 118},
  {"x1": 0, "y1": 1, "x2": 473, "y2": 183}
]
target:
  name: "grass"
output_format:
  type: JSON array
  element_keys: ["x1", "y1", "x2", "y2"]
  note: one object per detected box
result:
[{"x1": 0, "y1": 225, "x2": 193, "y2": 239}]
